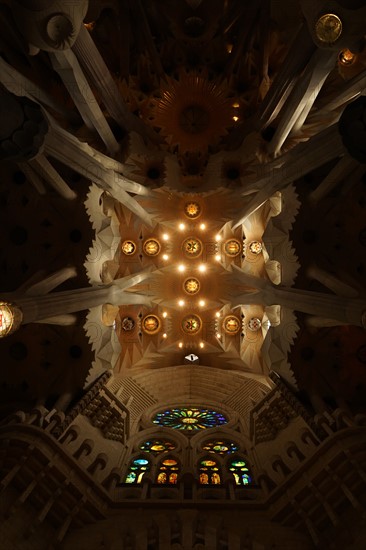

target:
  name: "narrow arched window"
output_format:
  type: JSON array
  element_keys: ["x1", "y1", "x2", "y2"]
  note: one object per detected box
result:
[
  {"x1": 228, "y1": 457, "x2": 252, "y2": 485},
  {"x1": 156, "y1": 457, "x2": 180, "y2": 484},
  {"x1": 125, "y1": 457, "x2": 150, "y2": 484},
  {"x1": 199, "y1": 457, "x2": 221, "y2": 485}
]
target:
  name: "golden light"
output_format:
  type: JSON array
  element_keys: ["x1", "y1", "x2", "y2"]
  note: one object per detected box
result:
[
  {"x1": 215, "y1": 254, "x2": 221, "y2": 261},
  {"x1": 232, "y1": 116, "x2": 239, "y2": 122},
  {"x1": 178, "y1": 342, "x2": 183, "y2": 348},
  {"x1": 198, "y1": 264, "x2": 206, "y2": 273},
  {"x1": 226, "y1": 43, "x2": 233, "y2": 53},
  {"x1": 162, "y1": 311, "x2": 168, "y2": 318},
  {"x1": 178, "y1": 299, "x2": 185, "y2": 307},
  {"x1": 163, "y1": 254, "x2": 169, "y2": 261},
  {"x1": 178, "y1": 264, "x2": 186, "y2": 272},
  {"x1": 215, "y1": 311, "x2": 221, "y2": 318},
  {"x1": 179, "y1": 223, "x2": 186, "y2": 230},
  {"x1": 339, "y1": 49, "x2": 355, "y2": 66},
  {"x1": 232, "y1": 102, "x2": 240, "y2": 108},
  {"x1": 199, "y1": 223, "x2": 206, "y2": 230},
  {"x1": 199, "y1": 299, "x2": 206, "y2": 307},
  {"x1": 162, "y1": 233, "x2": 169, "y2": 241},
  {"x1": 217, "y1": 333, "x2": 221, "y2": 339},
  {"x1": 215, "y1": 234, "x2": 222, "y2": 242},
  {"x1": 163, "y1": 333, "x2": 167, "y2": 338},
  {"x1": 199, "y1": 342, "x2": 204, "y2": 348}
]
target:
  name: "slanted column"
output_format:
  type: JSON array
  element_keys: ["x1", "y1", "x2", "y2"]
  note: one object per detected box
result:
[
  {"x1": 73, "y1": 25, "x2": 157, "y2": 143},
  {"x1": 233, "y1": 124, "x2": 345, "y2": 228}
]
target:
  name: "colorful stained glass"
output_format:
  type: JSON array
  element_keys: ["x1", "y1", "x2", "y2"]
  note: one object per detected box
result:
[
  {"x1": 139, "y1": 439, "x2": 176, "y2": 454},
  {"x1": 156, "y1": 457, "x2": 179, "y2": 484},
  {"x1": 202, "y1": 440, "x2": 239, "y2": 455},
  {"x1": 228, "y1": 458, "x2": 252, "y2": 486},
  {"x1": 199, "y1": 457, "x2": 221, "y2": 485},
  {"x1": 152, "y1": 407, "x2": 228, "y2": 431},
  {"x1": 125, "y1": 457, "x2": 150, "y2": 484}
]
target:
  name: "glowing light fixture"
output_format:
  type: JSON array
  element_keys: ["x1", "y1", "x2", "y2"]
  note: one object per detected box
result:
[
  {"x1": 198, "y1": 264, "x2": 206, "y2": 273},
  {"x1": 178, "y1": 264, "x2": 186, "y2": 272}
]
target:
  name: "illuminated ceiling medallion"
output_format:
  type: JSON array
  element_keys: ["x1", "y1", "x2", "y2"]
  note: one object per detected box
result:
[
  {"x1": 247, "y1": 317, "x2": 262, "y2": 332},
  {"x1": 184, "y1": 201, "x2": 201, "y2": 219},
  {"x1": 338, "y1": 49, "x2": 355, "y2": 66},
  {"x1": 222, "y1": 315, "x2": 241, "y2": 335},
  {"x1": 121, "y1": 316, "x2": 135, "y2": 332},
  {"x1": 223, "y1": 238, "x2": 242, "y2": 257},
  {"x1": 183, "y1": 277, "x2": 200, "y2": 295},
  {"x1": 147, "y1": 71, "x2": 233, "y2": 154},
  {"x1": 315, "y1": 13, "x2": 342, "y2": 44},
  {"x1": 0, "y1": 302, "x2": 23, "y2": 338},
  {"x1": 182, "y1": 236, "x2": 203, "y2": 258},
  {"x1": 121, "y1": 240, "x2": 137, "y2": 255},
  {"x1": 142, "y1": 314, "x2": 161, "y2": 335},
  {"x1": 143, "y1": 238, "x2": 161, "y2": 256},
  {"x1": 248, "y1": 241, "x2": 263, "y2": 255},
  {"x1": 182, "y1": 314, "x2": 202, "y2": 334}
]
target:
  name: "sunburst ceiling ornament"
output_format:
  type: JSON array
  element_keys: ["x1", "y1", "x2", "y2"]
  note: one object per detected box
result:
[
  {"x1": 121, "y1": 240, "x2": 137, "y2": 255},
  {"x1": 148, "y1": 71, "x2": 233, "y2": 153},
  {"x1": 143, "y1": 238, "x2": 161, "y2": 256},
  {"x1": 183, "y1": 277, "x2": 200, "y2": 295},
  {"x1": 142, "y1": 314, "x2": 161, "y2": 335},
  {"x1": 184, "y1": 201, "x2": 201, "y2": 219},
  {"x1": 223, "y1": 239, "x2": 242, "y2": 257},
  {"x1": 222, "y1": 315, "x2": 241, "y2": 335}
]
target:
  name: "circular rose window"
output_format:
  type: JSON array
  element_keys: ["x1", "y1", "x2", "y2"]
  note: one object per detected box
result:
[
  {"x1": 121, "y1": 240, "x2": 136, "y2": 255},
  {"x1": 142, "y1": 314, "x2": 161, "y2": 334},
  {"x1": 222, "y1": 315, "x2": 241, "y2": 335},
  {"x1": 184, "y1": 201, "x2": 201, "y2": 219},
  {"x1": 182, "y1": 237, "x2": 203, "y2": 258},
  {"x1": 143, "y1": 238, "x2": 161, "y2": 256},
  {"x1": 223, "y1": 239, "x2": 242, "y2": 257},
  {"x1": 183, "y1": 277, "x2": 200, "y2": 295},
  {"x1": 247, "y1": 317, "x2": 262, "y2": 332},
  {"x1": 182, "y1": 314, "x2": 202, "y2": 334}
]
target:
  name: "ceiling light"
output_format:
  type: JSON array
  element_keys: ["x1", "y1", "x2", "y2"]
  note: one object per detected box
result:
[
  {"x1": 217, "y1": 333, "x2": 221, "y2": 339},
  {"x1": 215, "y1": 254, "x2": 221, "y2": 261},
  {"x1": 232, "y1": 116, "x2": 239, "y2": 122},
  {"x1": 198, "y1": 264, "x2": 206, "y2": 273},
  {"x1": 178, "y1": 264, "x2": 186, "y2": 272},
  {"x1": 179, "y1": 223, "x2": 185, "y2": 230},
  {"x1": 163, "y1": 254, "x2": 169, "y2": 260},
  {"x1": 199, "y1": 300, "x2": 205, "y2": 307},
  {"x1": 199, "y1": 223, "x2": 206, "y2": 230},
  {"x1": 178, "y1": 342, "x2": 183, "y2": 348},
  {"x1": 215, "y1": 234, "x2": 222, "y2": 242},
  {"x1": 178, "y1": 299, "x2": 185, "y2": 307},
  {"x1": 162, "y1": 233, "x2": 169, "y2": 241},
  {"x1": 162, "y1": 311, "x2": 167, "y2": 318},
  {"x1": 215, "y1": 312, "x2": 221, "y2": 318},
  {"x1": 163, "y1": 333, "x2": 167, "y2": 338},
  {"x1": 199, "y1": 342, "x2": 204, "y2": 348}
]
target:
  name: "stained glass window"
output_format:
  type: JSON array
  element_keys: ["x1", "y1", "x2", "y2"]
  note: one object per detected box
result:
[
  {"x1": 228, "y1": 458, "x2": 252, "y2": 485},
  {"x1": 199, "y1": 457, "x2": 221, "y2": 485},
  {"x1": 202, "y1": 440, "x2": 239, "y2": 455},
  {"x1": 125, "y1": 457, "x2": 150, "y2": 484},
  {"x1": 152, "y1": 407, "x2": 228, "y2": 431},
  {"x1": 139, "y1": 439, "x2": 176, "y2": 455},
  {"x1": 156, "y1": 457, "x2": 180, "y2": 484}
]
